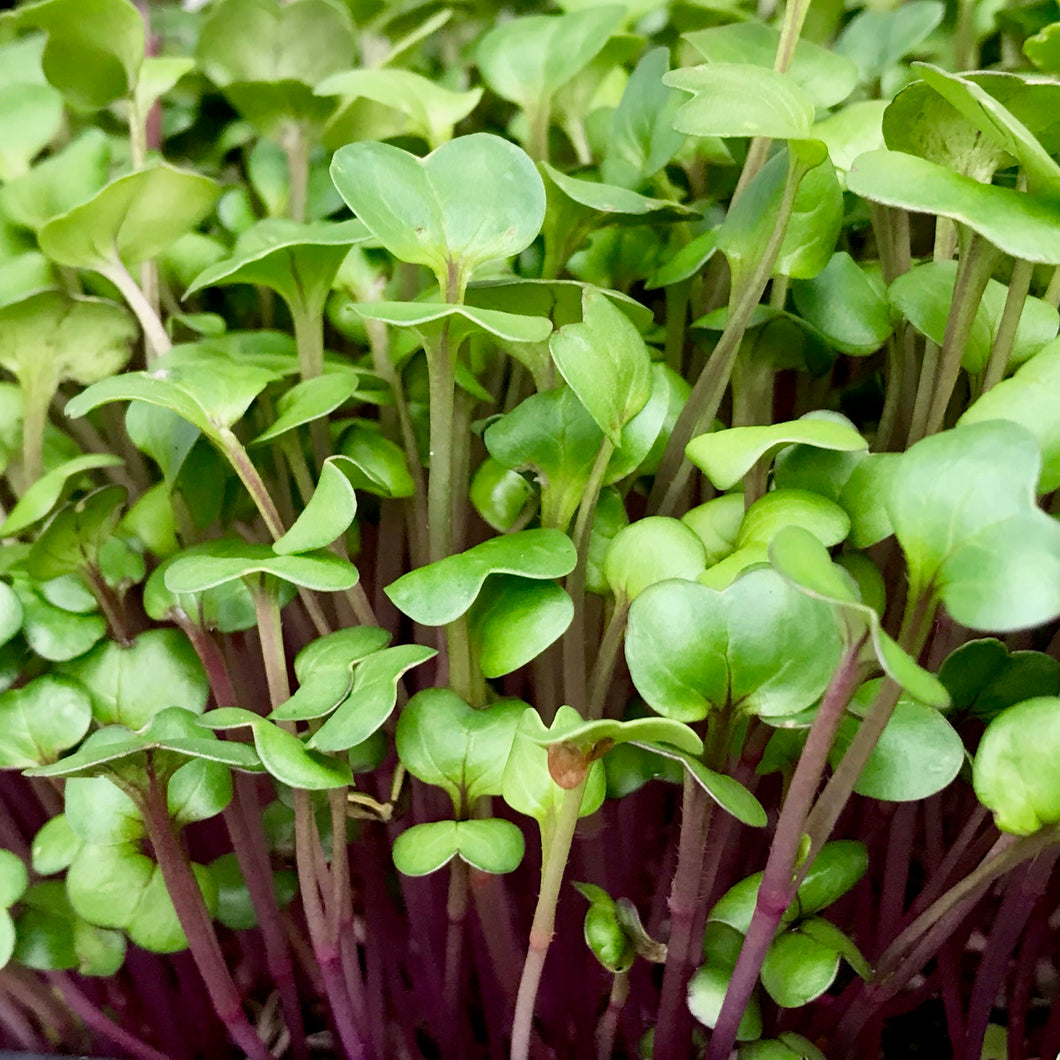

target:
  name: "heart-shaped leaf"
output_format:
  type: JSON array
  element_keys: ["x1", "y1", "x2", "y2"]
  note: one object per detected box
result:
[
  {"x1": 886, "y1": 420, "x2": 1060, "y2": 630},
  {"x1": 335, "y1": 423, "x2": 415, "y2": 499},
  {"x1": 686, "y1": 416, "x2": 867, "y2": 491},
  {"x1": 315, "y1": 68, "x2": 482, "y2": 149},
  {"x1": 385, "y1": 528, "x2": 576, "y2": 627},
  {"x1": 62, "y1": 628, "x2": 209, "y2": 729},
  {"x1": 519, "y1": 706, "x2": 703, "y2": 757},
  {"x1": 199, "y1": 707, "x2": 352, "y2": 790},
  {"x1": 25, "y1": 485, "x2": 126, "y2": 582},
  {"x1": 164, "y1": 539, "x2": 358, "y2": 594},
  {"x1": 501, "y1": 706, "x2": 606, "y2": 830},
  {"x1": 939, "y1": 639, "x2": 1060, "y2": 722},
  {"x1": 665, "y1": 63, "x2": 815, "y2": 142},
  {"x1": 270, "y1": 626, "x2": 392, "y2": 722},
  {"x1": 331, "y1": 134, "x2": 546, "y2": 291},
  {"x1": 392, "y1": 819, "x2": 525, "y2": 876},
  {"x1": 974, "y1": 696, "x2": 1060, "y2": 835},
  {"x1": 625, "y1": 567, "x2": 841, "y2": 721},
  {"x1": 12, "y1": 580, "x2": 107, "y2": 661},
  {"x1": 308, "y1": 644, "x2": 437, "y2": 752},
  {"x1": 476, "y1": 7, "x2": 623, "y2": 116},
  {"x1": 396, "y1": 691, "x2": 526, "y2": 811},
  {"x1": 40, "y1": 165, "x2": 221, "y2": 272}
]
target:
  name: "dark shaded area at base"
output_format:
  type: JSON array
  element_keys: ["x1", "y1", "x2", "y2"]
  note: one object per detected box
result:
[{"x1": 881, "y1": 999, "x2": 953, "y2": 1059}]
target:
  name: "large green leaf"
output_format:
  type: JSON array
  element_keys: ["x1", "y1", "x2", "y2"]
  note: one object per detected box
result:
[
  {"x1": 39, "y1": 165, "x2": 221, "y2": 271},
  {"x1": 397, "y1": 691, "x2": 526, "y2": 810},
  {"x1": 887, "y1": 420, "x2": 1060, "y2": 630},
  {"x1": 847, "y1": 150, "x2": 1060, "y2": 264},
  {"x1": 960, "y1": 341, "x2": 1060, "y2": 492},
  {"x1": 385, "y1": 529, "x2": 576, "y2": 626},
  {"x1": 331, "y1": 135, "x2": 545, "y2": 290},
  {"x1": 687, "y1": 416, "x2": 867, "y2": 491},
  {"x1": 625, "y1": 567, "x2": 841, "y2": 722}
]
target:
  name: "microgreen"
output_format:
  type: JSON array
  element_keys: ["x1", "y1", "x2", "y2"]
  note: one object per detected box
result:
[{"x1": 0, "y1": 6, "x2": 1055, "y2": 1060}]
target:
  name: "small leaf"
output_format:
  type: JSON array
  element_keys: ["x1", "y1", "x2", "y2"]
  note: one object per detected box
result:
[
  {"x1": 385, "y1": 529, "x2": 576, "y2": 627},
  {"x1": 798, "y1": 917, "x2": 872, "y2": 981},
  {"x1": 604, "y1": 516, "x2": 707, "y2": 602},
  {"x1": 308, "y1": 644, "x2": 436, "y2": 752},
  {"x1": 549, "y1": 287, "x2": 652, "y2": 446},
  {"x1": 26, "y1": 485, "x2": 126, "y2": 582},
  {"x1": 331, "y1": 134, "x2": 546, "y2": 289},
  {"x1": 0, "y1": 455, "x2": 123, "y2": 537},
  {"x1": 687, "y1": 963, "x2": 762, "y2": 1039},
  {"x1": 973, "y1": 696, "x2": 1060, "y2": 834},
  {"x1": 272, "y1": 459, "x2": 357, "y2": 556},
  {"x1": 2, "y1": 0, "x2": 144, "y2": 109},
  {"x1": 31, "y1": 816, "x2": 80, "y2": 876},
  {"x1": 834, "y1": 1, "x2": 944, "y2": 84},
  {"x1": 250, "y1": 370, "x2": 360, "y2": 445},
  {"x1": 351, "y1": 301, "x2": 551, "y2": 345},
  {"x1": 336, "y1": 424, "x2": 415, "y2": 499},
  {"x1": 939, "y1": 638, "x2": 1060, "y2": 722},
  {"x1": 199, "y1": 707, "x2": 352, "y2": 790},
  {"x1": 0, "y1": 675, "x2": 91, "y2": 769},
  {"x1": 761, "y1": 930, "x2": 841, "y2": 1008},
  {"x1": 165, "y1": 539, "x2": 359, "y2": 594},
  {"x1": 392, "y1": 819, "x2": 525, "y2": 877},
  {"x1": 0, "y1": 850, "x2": 27, "y2": 909},
  {"x1": 686, "y1": 416, "x2": 867, "y2": 491}
]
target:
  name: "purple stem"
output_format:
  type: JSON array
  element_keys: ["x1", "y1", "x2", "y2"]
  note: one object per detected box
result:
[
  {"x1": 650, "y1": 777, "x2": 711, "y2": 1060},
  {"x1": 0, "y1": 986, "x2": 45, "y2": 1052},
  {"x1": 49, "y1": 972, "x2": 169, "y2": 1060},
  {"x1": 705, "y1": 639, "x2": 865, "y2": 1060},
  {"x1": 1008, "y1": 898, "x2": 1049, "y2": 1060},
  {"x1": 138, "y1": 771, "x2": 273, "y2": 1060},
  {"x1": 962, "y1": 850, "x2": 1057, "y2": 1060}
]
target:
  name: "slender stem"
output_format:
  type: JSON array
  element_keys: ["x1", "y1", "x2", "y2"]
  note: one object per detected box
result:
[
  {"x1": 82, "y1": 563, "x2": 134, "y2": 646},
  {"x1": 921, "y1": 233, "x2": 999, "y2": 438},
  {"x1": 50, "y1": 972, "x2": 169, "y2": 1060},
  {"x1": 526, "y1": 101, "x2": 551, "y2": 164},
  {"x1": 1044, "y1": 264, "x2": 1060, "y2": 308},
  {"x1": 906, "y1": 339, "x2": 940, "y2": 446},
  {"x1": 586, "y1": 598, "x2": 629, "y2": 720},
  {"x1": 705, "y1": 639, "x2": 867, "y2": 1060},
  {"x1": 99, "y1": 259, "x2": 171, "y2": 363},
  {"x1": 511, "y1": 778, "x2": 589, "y2": 1060},
  {"x1": 443, "y1": 857, "x2": 470, "y2": 1057},
  {"x1": 19, "y1": 375, "x2": 54, "y2": 484},
  {"x1": 281, "y1": 120, "x2": 309, "y2": 225},
  {"x1": 980, "y1": 257, "x2": 1033, "y2": 393},
  {"x1": 138, "y1": 772, "x2": 273, "y2": 1060},
  {"x1": 648, "y1": 154, "x2": 812, "y2": 517},
  {"x1": 594, "y1": 971, "x2": 629, "y2": 1060},
  {"x1": 652, "y1": 777, "x2": 712, "y2": 1060},
  {"x1": 563, "y1": 438, "x2": 615, "y2": 713}
]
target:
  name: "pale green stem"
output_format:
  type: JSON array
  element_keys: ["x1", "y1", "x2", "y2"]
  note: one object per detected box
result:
[
  {"x1": 281, "y1": 121, "x2": 309, "y2": 225},
  {"x1": 586, "y1": 598, "x2": 630, "y2": 721},
  {"x1": 18, "y1": 373, "x2": 55, "y2": 485},
  {"x1": 99, "y1": 260, "x2": 171, "y2": 363},
  {"x1": 921, "y1": 233, "x2": 998, "y2": 437},
  {"x1": 1044, "y1": 265, "x2": 1060, "y2": 308},
  {"x1": 648, "y1": 155, "x2": 812, "y2": 516},
  {"x1": 526, "y1": 99, "x2": 551, "y2": 164},
  {"x1": 511, "y1": 779, "x2": 589, "y2": 1060},
  {"x1": 563, "y1": 438, "x2": 615, "y2": 713},
  {"x1": 980, "y1": 257, "x2": 1033, "y2": 393}
]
